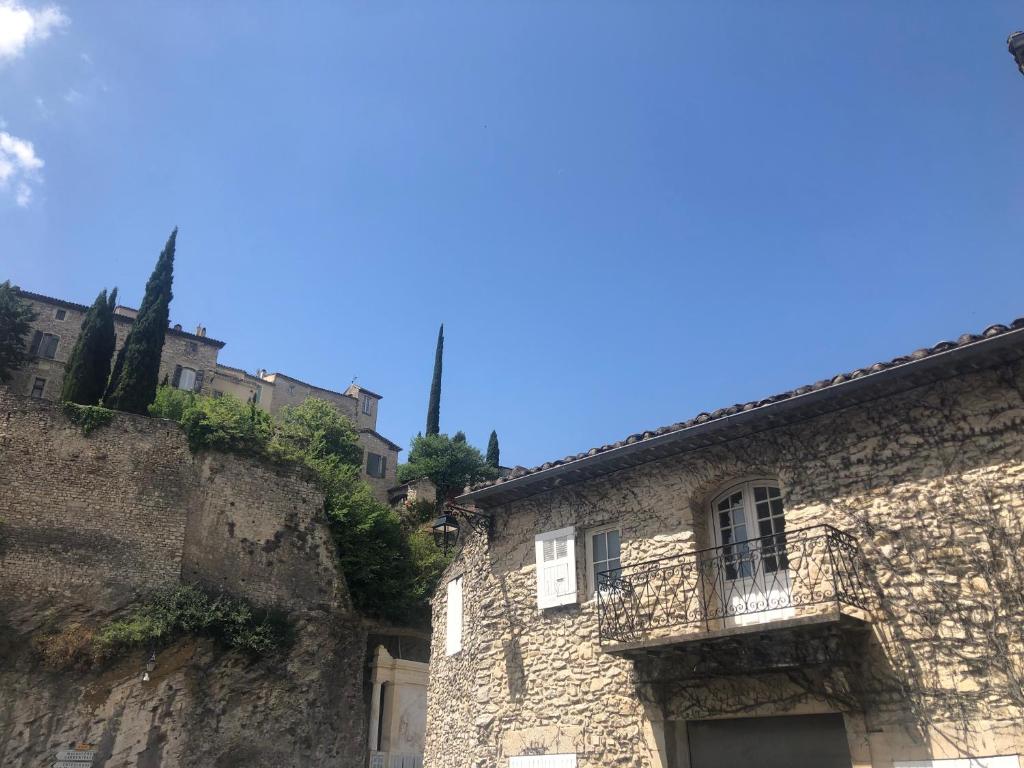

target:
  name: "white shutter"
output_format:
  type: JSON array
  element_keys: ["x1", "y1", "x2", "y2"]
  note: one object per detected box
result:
[
  {"x1": 445, "y1": 576, "x2": 463, "y2": 655},
  {"x1": 535, "y1": 527, "x2": 577, "y2": 609},
  {"x1": 509, "y1": 755, "x2": 577, "y2": 768}
]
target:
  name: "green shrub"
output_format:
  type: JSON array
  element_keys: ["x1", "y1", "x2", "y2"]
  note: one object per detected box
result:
[
  {"x1": 62, "y1": 402, "x2": 115, "y2": 435},
  {"x1": 149, "y1": 387, "x2": 273, "y2": 454},
  {"x1": 93, "y1": 584, "x2": 288, "y2": 661},
  {"x1": 146, "y1": 387, "x2": 450, "y2": 626}
]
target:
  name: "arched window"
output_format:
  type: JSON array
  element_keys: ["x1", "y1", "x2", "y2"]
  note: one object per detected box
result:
[{"x1": 709, "y1": 480, "x2": 787, "y2": 581}]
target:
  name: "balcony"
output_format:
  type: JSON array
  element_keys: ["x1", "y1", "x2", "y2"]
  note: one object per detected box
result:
[{"x1": 597, "y1": 524, "x2": 871, "y2": 656}]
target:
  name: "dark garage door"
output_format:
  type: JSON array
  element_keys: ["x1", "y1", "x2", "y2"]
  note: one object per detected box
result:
[{"x1": 687, "y1": 713, "x2": 852, "y2": 768}]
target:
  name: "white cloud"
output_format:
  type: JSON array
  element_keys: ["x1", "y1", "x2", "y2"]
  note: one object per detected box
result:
[
  {"x1": 0, "y1": 129, "x2": 44, "y2": 207},
  {"x1": 0, "y1": 1, "x2": 68, "y2": 62}
]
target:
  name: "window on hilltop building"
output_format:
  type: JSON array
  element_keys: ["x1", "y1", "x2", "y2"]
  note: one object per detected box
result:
[
  {"x1": 361, "y1": 395, "x2": 373, "y2": 415},
  {"x1": 172, "y1": 365, "x2": 202, "y2": 392},
  {"x1": 253, "y1": 385, "x2": 262, "y2": 404},
  {"x1": 366, "y1": 452, "x2": 387, "y2": 478},
  {"x1": 185, "y1": 341, "x2": 198, "y2": 357},
  {"x1": 29, "y1": 332, "x2": 59, "y2": 360},
  {"x1": 586, "y1": 524, "x2": 622, "y2": 597},
  {"x1": 30, "y1": 377, "x2": 46, "y2": 398},
  {"x1": 55, "y1": 308, "x2": 67, "y2": 321}
]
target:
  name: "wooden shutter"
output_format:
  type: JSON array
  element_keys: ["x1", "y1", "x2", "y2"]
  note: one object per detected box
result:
[
  {"x1": 380, "y1": 456, "x2": 387, "y2": 476},
  {"x1": 42, "y1": 335, "x2": 58, "y2": 359},
  {"x1": 445, "y1": 576, "x2": 463, "y2": 655},
  {"x1": 171, "y1": 365, "x2": 182, "y2": 388},
  {"x1": 535, "y1": 527, "x2": 577, "y2": 609},
  {"x1": 193, "y1": 369, "x2": 204, "y2": 393},
  {"x1": 29, "y1": 331, "x2": 42, "y2": 356}
]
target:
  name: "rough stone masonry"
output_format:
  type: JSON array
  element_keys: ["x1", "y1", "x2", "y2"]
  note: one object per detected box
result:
[{"x1": 0, "y1": 389, "x2": 368, "y2": 768}]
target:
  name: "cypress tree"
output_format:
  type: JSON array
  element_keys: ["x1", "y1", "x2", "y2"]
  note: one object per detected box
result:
[
  {"x1": 104, "y1": 229, "x2": 176, "y2": 414},
  {"x1": 425, "y1": 323, "x2": 443, "y2": 435},
  {"x1": 486, "y1": 430, "x2": 500, "y2": 468},
  {"x1": 0, "y1": 281, "x2": 37, "y2": 383},
  {"x1": 61, "y1": 287, "x2": 118, "y2": 405}
]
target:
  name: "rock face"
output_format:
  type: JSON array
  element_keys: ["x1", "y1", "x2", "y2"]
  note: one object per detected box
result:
[{"x1": 0, "y1": 391, "x2": 368, "y2": 767}]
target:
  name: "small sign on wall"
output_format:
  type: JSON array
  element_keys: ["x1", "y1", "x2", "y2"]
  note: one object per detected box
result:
[{"x1": 54, "y1": 744, "x2": 96, "y2": 766}]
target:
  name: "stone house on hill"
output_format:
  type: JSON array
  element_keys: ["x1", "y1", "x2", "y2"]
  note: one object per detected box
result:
[
  {"x1": 425, "y1": 318, "x2": 1024, "y2": 768},
  {"x1": 8, "y1": 289, "x2": 400, "y2": 498}
]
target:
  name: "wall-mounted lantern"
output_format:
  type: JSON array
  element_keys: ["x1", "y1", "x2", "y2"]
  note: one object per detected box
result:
[
  {"x1": 431, "y1": 504, "x2": 491, "y2": 555},
  {"x1": 1009, "y1": 31, "x2": 1024, "y2": 76}
]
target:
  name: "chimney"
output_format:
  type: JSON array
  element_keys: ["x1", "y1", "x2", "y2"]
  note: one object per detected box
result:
[
  {"x1": 195, "y1": 324, "x2": 206, "y2": 338},
  {"x1": 173, "y1": 323, "x2": 182, "y2": 331}
]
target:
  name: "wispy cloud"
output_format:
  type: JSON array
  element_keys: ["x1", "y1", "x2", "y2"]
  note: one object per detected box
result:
[
  {"x1": 0, "y1": 130, "x2": 44, "y2": 207},
  {"x1": 0, "y1": 1, "x2": 68, "y2": 62}
]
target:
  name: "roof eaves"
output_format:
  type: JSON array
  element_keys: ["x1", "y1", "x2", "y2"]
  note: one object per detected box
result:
[{"x1": 459, "y1": 317, "x2": 1024, "y2": 505}]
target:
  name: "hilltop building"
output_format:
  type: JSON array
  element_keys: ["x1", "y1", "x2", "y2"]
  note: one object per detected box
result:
[{"x1": 7, "y1": 289, "x2": 400, "y2": 499}]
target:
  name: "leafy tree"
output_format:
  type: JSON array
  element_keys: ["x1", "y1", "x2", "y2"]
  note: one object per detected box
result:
[
  {"x1": 425, "y1": 323, "x2": 443, "y2": 435},
  {"x1": 453, "y1": 430, "x2": 466, "y2": 443},
  {"x1": 0, "y1": 280, "x2": 37, "y2": 383},
  {"x1": 104, "y1": 229, "x2": 176, "y2": 413},
  {"x1": 398, "y1": 432, "x2": 499, "y2": 505},
  {"x1": 61, "y1": 287, "x2": 118, "y2": 405},
  {"x1": 486, "y1": 430, "x2": 500, "y2": 468},
  {"x1": 271, "y1": 398, "x2": 363, "y2": 468}
]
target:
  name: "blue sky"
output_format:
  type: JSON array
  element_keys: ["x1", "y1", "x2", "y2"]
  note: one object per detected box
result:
[{"x1": 2, "y1": 2, "x2": 1023, "y2": 469}]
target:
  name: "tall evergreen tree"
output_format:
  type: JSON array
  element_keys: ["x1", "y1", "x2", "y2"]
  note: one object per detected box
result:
[
  {"x1": 0, "y1": 281, "x2": 37, "y2": 383},
  {"x1": 104, "y1": 229, "x2": 176, "y2": 414},
  {"x1": 486, "y1": 430, "x2": 500, "y2": 468},
  {"x1": 61, "y1": 287, "x2": 118, "y2": 405},
  {"x1": 425, "y1": 323, "x2": 443, "y2": 435}
]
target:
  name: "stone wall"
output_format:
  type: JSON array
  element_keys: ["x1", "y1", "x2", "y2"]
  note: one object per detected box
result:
[
  {"x1": 0, "y1": 391, "x2": 195, "y2": 597},
  {"x1": 425, "y1": 360, "x2": 1024, "y2": 768},
  {"x1": 0, "y1": 389, "x2": 368, "y2": 767}
]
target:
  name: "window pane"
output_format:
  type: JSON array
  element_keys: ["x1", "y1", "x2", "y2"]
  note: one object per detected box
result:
[
  {"x1": 770, "y1": 498, "x2": 784, "y2": 517},
  {"x1": 593, "y1": 532, "x2": 606, "y2": 563},
  {"x1": 758, "y1": 519, "x2": 773, "y2": 538},
  {"x1": 608, "y1": 556, "x2": 621, "y2": 576},
  {"x1": 607, "y1": 530, "x2": 620, "y2": 560},
  {"x1": 754, "y1": 486, "x2": 767, "y2": 502}
]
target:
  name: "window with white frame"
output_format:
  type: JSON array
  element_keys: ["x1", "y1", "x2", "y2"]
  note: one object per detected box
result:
[
  {"x1": 586, "y1": 524, "x2": 621, "y2": 596},
  {"x1": 535, "y1": 527, "x2": 577, "y2": 609},
  {"x1": 445, "y1": 576, "x2": 463, "y2": 655}
]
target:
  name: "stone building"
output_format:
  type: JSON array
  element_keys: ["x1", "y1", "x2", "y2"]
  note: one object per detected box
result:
[
  {"x1": 425, "y1": 319, "x2": 1024, "y2": 768},
  {"x1": 8, "y1": 289, "x2": 400, "y2": 498}
]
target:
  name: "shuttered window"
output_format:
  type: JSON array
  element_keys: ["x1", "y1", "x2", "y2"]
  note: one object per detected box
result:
[
  {"x1": 535, "y1": 527, "x2": 577, "y2": 609},
  {"x1": 509, "y1": 755, "x2": 577, "y2": 768},
  {"x1": 445, "y1": 576, "x2": 463, "y2": 656},
  {"x1": 29, "y1": 332, "x2": 59, "y2": 360}
]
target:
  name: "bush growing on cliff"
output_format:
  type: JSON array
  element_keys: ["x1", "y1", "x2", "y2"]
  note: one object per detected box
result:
[
  {"x1": 93, "y1": 584, "x2": 288, "y2": 661},
  {"x1": 147, "y1": 388, "x2": 448, "y2": 625},
  {"x1": 150, "y1": 386, "x2": 273, "y2": 454}
]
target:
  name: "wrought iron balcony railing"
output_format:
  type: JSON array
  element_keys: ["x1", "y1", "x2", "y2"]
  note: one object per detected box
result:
[{"x1": 597, "y1": 524, "x2": 870, "y2": 646}]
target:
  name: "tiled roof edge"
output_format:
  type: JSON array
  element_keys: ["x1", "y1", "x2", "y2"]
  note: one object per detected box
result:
[{"x1": 462, "y1": 317, "x2": 1024, "y2": 498}]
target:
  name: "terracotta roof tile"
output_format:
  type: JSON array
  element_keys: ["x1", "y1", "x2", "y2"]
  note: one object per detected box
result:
[{"x1": 467, "y1": 318, "x2": 1024, "y2": 493}]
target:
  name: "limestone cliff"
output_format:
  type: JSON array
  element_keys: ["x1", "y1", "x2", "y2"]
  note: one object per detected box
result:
[{"x1": 0, "y1": 391, "x2": 368, "y2": 767}]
